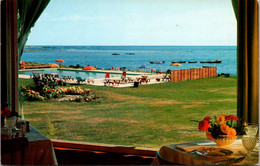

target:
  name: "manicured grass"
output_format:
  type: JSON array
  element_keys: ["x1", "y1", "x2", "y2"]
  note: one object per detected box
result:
[{"x1": 19, "y1": 76, "x2": 237, "y2": 149}]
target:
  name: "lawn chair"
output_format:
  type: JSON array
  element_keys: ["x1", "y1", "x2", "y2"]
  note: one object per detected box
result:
[
  {"x1": 114, "y1": 80, "x2": 121, "y2": 86},
  {"x1": 121, "y1": 76, "x2": 127, "y2": 83},
  {"x1": 127, "y1": 77, "x2": 134, "y2": 83},
  {"x1": 162, "y1": 74, "x2": 171, "y2": 81},
  {"x1": 139, "y1": 76, "x2": 149, "y2": 84}
]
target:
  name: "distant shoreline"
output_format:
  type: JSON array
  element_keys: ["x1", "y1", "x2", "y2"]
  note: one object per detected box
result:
[
  {"x1": 25, "y1": 45, "x2": 237, "y2": 47},
  {"x1": 22, "y1": 46, "x2": 237, "y2": 75}
]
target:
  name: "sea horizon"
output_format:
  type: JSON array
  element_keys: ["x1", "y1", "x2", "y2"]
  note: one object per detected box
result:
[{"x1": 25, "y1": 45, "x2": 237, "y2": 47}]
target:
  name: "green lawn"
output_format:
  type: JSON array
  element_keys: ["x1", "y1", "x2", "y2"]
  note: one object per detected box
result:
[{"x1": 19, "y1": 76, "x2": 237, "y2": 149}]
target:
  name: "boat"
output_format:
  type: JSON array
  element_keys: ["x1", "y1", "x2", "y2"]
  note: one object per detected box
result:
[
  {"x1": 112, "y1": 53, "x2": 120, "y2": 55},
  {"x1": 125, "y1": 53, "x2": 135, "y2": 55},
  {"x1": 150, "y1": 61, "x2": 165, "y2": 64},
  {"x1": 188, "y1": 61, "x2": 197, "y2": 63},
  {"x1": 200, "y1": 60, "x2": 222, "y2": 63},
  {"x1": 171, "y1": 61, "x2": 186, "y2": 63},
  {"x1": 171, "y1": 63, "x2": 182, "y2": 66}
]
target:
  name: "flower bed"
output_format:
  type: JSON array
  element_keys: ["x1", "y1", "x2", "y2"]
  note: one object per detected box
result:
[{"x1": 21, "y1": 85, "x2": 100, "y2": 102}]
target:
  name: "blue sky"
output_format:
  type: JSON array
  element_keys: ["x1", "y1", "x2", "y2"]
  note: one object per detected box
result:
[{"x1": 26, "y1": 0, "x2": 237, "y2": 46}]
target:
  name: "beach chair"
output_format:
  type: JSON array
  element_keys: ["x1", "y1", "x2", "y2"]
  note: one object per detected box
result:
[
  {"x1": 122, "y1": 71, "x2": 127, "y2": 77},
  {"x1": 105, "y1": 72, "x2": 110, "y2": 78},
  {"x1": 104, "y1": 79, "x2": 113, "y2": 86}
]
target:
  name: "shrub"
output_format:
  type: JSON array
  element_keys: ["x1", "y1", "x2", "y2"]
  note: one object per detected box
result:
[
  {"x1": 32, "y1": 74, "x2": 57, "y2": 92},
  {"x1": 76, "y1": 76, "x2": 85, "y2": 84}
]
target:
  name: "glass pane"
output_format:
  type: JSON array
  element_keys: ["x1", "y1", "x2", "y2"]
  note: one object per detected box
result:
[{"x1": 18, "y1": 0, "x2": 237, "y2": 149}]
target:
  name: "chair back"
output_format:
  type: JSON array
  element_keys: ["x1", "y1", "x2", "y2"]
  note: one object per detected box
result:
[{"x1": 105, "y1": 72, "x2": 110, "y2": 78}]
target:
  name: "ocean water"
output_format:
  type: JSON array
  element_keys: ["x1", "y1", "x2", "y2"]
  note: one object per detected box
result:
[{"x1": 22, "y1": 46, "x2": 237, "y2": 75}]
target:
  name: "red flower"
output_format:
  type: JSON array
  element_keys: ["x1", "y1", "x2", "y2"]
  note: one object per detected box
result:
[
  {"x1": 206, "y1": 132, "x2": 213, "y2": 140},
  {"x1": 225, "y1": 115, "x2": 238, "y2": 121},
  {"x1": 198, "y1": 120, "x2": 210, "y2": 131},
  {"x1": 4, "y1": 107, "x2": 11, "y2": 117},
  {"x1": 203, "y1": 116, "x2": 211, "y2": 122}
]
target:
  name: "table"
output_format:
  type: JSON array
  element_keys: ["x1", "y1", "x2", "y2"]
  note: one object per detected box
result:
[
  {"x1": 152, "y1": 139, "x2": 259, "y2": 165},
  {"x1": 104, "y1": 78, "x2": 121, "y2": 86},
  {"x1": 121, "y1": 77, "x2": 133, "y2": 83},
  {"x1": 1, "y1": 126, "x2": 58, "y2": 165}
]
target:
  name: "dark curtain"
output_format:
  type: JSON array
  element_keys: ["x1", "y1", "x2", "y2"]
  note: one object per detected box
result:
[
  {"x1": 17, "y1": 0, "x2": 50, "y2": 59},
  {"x1": 1, "y1": 0, "x2": 18, "y2": 111},
  {"x1": 232, "y1": 0, "x2": 259, "y2": 124}
]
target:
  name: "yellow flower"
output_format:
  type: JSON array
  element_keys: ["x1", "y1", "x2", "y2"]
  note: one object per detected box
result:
[
  {"x1": 216, "y1": 114, "x2": 227, "y2": 125},
  {"x1": 220, "y1": 124, "x2": 230, "y2": 134},
  {"x1": 228, "y1": 128, "x2": 237, "y2": 138}
]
